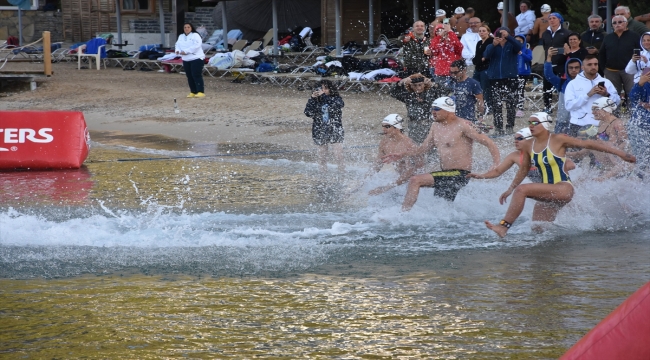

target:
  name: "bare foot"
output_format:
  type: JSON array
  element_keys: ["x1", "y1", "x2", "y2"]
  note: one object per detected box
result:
[{"x1": 485, "y1": 220, "x2": 508, "y2": 238}]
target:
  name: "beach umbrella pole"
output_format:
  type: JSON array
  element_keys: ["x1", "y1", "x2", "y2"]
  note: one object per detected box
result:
[
  {"x1": 18, "y1": 8, "x2": 23, "y2": 46},
  {"x1": 222, "y1": 1, "x2": 228, "y2": 49},
  {"x1": 413, "y1": 0, "x2": 418, "y2": 22},
  {"x1": 369, "y1": 0, "x2": 374, "y2": 45},
  {"x1": 159, "y1": 0, "x2": 165, "y2": 47},
  {"x1": 335, "y1": 0, "x2": 341, "y2": 56},
  {"x1": 272, "y1": 0, "x2": 278, "y2": 61}
]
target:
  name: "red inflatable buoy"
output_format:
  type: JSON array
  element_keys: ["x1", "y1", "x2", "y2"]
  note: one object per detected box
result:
[
  {"x1": 0, "y1": 111, "x2": 90, "y2": 170},
  {"x1": 561, "y1": 281, "x2": 650, "y2": 360}
]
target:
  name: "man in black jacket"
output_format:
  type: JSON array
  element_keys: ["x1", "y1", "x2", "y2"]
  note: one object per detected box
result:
[
  {"x1": 540, "y1": 12, "x2": 570, "y2": 113},
  {"x1": 599, "y1": 15, "x2": 640, "y2": 101},
  {"x1": 580, "y1": 15, "x2": 605, "y2": 53},
  {"x1": 400, "y1": 21, "x2": 430, "y2": 76}
]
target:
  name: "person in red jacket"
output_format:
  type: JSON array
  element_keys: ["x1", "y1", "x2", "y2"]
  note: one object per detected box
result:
[{"x1": 428, "y1": 23, "x2": 464, "y2": 84}]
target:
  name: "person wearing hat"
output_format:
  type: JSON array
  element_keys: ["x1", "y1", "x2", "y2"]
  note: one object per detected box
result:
[
  {"x1": 626, "y1": 72, "x2": 650, "y2": 172},
  {"x1": 483, "y1": 112, "x2": 636, "y2": 238},
  {"x1": 497, "y1": 2, "x2": 519, "y2": 34},
  {"x1": 455, "y1": 7, "x2": 475, "y2": 37},
  {"x1": 540, "y1": 12, "x2": 571, "y2": 114},
  {"x1": 468, "y1": 126, "x2": 575, "y2": 183},
  {"x1": 531, "y1": 4, "x2": 552, "y2": 46},
  {"x1": 450, "y1": 7, "x2": 465, "y2": 35},
  {"x1": 515, "y1": 0, "x2": 535, "y2": 43},
  {"x1": 399, "y1": 20, "x2": 431, "y2": 76},
  {"x1": 366, "y1": 114, "x2": 426, "y2": 196},
  {"x1": 429, "y1": 9, "x2": 447, "y2": 30},
  {"x1": 390, "y1": 73, "x2": 444, "y2": 145},
  {"x1": 543, "y1": 50, "x2": 582, "y2": 134},
  {"x1": 381, "y1": 97, "x2": 501, "y2": 211}
]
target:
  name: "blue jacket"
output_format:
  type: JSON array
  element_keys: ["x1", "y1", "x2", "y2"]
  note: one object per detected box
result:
[
  {"x1": 629, "y1": 82, "x2": 650, "y2": 129},
  {"x1": 544, "y1": 58, "x2": 581, "y2": 94},
  {"x1": 484, "y1": 34, "x2": 523, "y2": 79},
  {"x1": 515, "y1": 35, "x2": 532, "y2": 76}
]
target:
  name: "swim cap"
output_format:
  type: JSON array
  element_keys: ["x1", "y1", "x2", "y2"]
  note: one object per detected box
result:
[
  {"x1": 549, "y1": 12, "x2": 564, "y2": 24},
  {"x1": 382, "y1": 114, "x2": 404, "y2": 130},
  {"x1": 432, "y1": 97, "x2": 456, "y2": 112},
  {"x1": 530, "y1": 112, "x2": 552, "y2": 130},
  {"x1": 540, "y1": 4, "x2": 551, "y2": 13},
  {"x1": 516, "y1": 127, "x2": 532, "y2": 138},
  {"x1": 577, "y1": 125, "x2": 598, "y2": 139},
  {"x1": 497, "y1": 2, "x2": 504, "y2": 10},
  {"x1": 436, "y1": 9, "x2": 446, "y2": 17},
  {"x1": 592, "y1": 97, "x2": 617, "y2": 113},
  {"x1": 455, "y1": 7, "x2": 465, "y2": 14}
]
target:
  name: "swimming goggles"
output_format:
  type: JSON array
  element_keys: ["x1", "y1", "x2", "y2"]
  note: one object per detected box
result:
[{"x1": 528, "y1": 120, "x2": 551, "y2": 126}]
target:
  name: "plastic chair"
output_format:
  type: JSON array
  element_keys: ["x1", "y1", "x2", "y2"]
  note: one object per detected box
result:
[{"x1": 77, "y1": 44, "x2": 106, "y2": 70}]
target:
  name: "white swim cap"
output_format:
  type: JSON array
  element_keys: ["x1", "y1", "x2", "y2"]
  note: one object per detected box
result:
[
  {"x1": 431, "y1": 97, "x2": 456, "y2": 112},
  {"x1": 516, "y1": 127, "x2": 532, "y2": 138},
  {"x1": 455, "y1": 7, "x2": 465, "y2": 14},
  {"x1": 530, "y1": 112, "x2": 552, "y2": 130},
  {"x1": 540, "y1": 4, "x2": 551, "y2": 13},
  {"x1": 382, "y1": 114, "x2": 404, "y2": 129},
  {"x1": 436, "y1": 9, "x2": 446, "y2": 17},
  {"x1": 497, "y1": 2, "x2": 504, "y2": 10},
  {"x1": 592, "y1": 97, "x2": 617, "y2": 113}
]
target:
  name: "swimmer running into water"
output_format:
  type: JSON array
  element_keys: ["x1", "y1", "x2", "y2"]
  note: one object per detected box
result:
[{"x1": 483, "y1": 112, "x2": 636, "y2": 238}]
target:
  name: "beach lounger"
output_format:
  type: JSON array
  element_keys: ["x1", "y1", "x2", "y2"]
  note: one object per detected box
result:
[{"x1": 231, "y1": 40, "x2": 248, "y2": 52}]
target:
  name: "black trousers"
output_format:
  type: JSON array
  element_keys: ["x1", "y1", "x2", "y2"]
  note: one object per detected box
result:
[
  {"x1": 489, "y1": 77, "x2": 518, "y2": 131},
  {"x1": 182, "y1": 58, "x2": 205, "y2": 94},
  {"x1": 543, "y1": 65, "x2": 562, "y2": 109}
]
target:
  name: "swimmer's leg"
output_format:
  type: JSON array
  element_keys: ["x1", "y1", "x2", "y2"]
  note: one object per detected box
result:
[
  {"x1": 531, "y1": 201, "x2": 565, "y2": 233},
  {"x1": 317, "y1": 144, "x2": 328, "y2": 172},
  {"x1": 330, "y1": 142, "x2": 345, "y2": 173},
  {"x1": 401, "y1": 173, "x2": 435, "y2": 211}
]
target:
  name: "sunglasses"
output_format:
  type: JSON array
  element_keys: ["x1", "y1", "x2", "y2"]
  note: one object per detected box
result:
[
  {"x1": 514, "y1": 136, "x2": 527, "y2": 141},
  {"x1": 432, "y1": 107, "x2": 442, "y2": 111},
  {"x1": 382, "y1": 125, "x2": 393, "y2": 129},
  {"x1": 612, "y1": 21, "x2": 626, "y2": 24},
  {"x1": 528, "y1": 120, "x2": 549, "y2": 126}
]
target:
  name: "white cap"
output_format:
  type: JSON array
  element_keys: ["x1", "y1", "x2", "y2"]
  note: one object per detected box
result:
[
  {"x1": 436, "y1": 9, "x2": 446, "y2": 17},
  {"x1": 530, "y1": 112, "x2": 552, "y2": 130},
  {"x1": 516, "y1": 127, "x2": 532, "y2": 138},
  {"x1": 592, "y1": 97, "x2": 617, "y2": 113},
  {"x1": 432, "y1": 97, "x2": 456, "y2": 112},
  {"x1": 540, "y1": 4, "x2": 551, "y2": 13},
  {"x1": 497, "y1": 2, "x2": 504, "y2": 10},
  {"x1": 454, "y1": 7, "x2": 465, "y2": 14},
  {"x1": 382, "y1": 114, "x2": 404, "y2": 130}
]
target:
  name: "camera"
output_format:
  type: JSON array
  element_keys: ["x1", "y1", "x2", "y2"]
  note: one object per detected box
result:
[
  {"x1": 634, "y1": 49, "x2": 641, "y2": 56},
  {"x1": 598, "y1": 81, "x2": 605, "y2": 87},
  {"x1": 556, "y1": 47, "x2": 565, "y2": 55},
  {"x1": 494, "y1": 33, "x2": 502, "y2": 38}
]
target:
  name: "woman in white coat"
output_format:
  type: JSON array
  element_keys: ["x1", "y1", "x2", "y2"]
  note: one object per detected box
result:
[{"x1": 175, "y1": 23, "x2": 206, "y2": 98}]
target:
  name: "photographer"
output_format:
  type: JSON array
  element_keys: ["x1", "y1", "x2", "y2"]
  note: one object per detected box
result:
[
  {"x1": 304, "y1": 80, "x2": 345, "y2": 172},
  {"x1": 540, "y1": 12, "x2": 570, "y2": 113}
]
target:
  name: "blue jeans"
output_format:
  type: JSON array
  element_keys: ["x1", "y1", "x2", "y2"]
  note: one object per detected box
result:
[
  {"x1": 473, "y1": 69, "x2": 490, "y2": 112},
  {"x1": 183, "y1": 58, "x2": 204, "y2": 94}
]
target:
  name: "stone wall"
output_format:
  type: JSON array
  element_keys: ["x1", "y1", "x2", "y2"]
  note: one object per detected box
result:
[
  {"x1": 184, "y1": 7, "x2": 217, "y2": 34},
  {"x1": 0, "y1": 10, "x2": 64, "y2": 43}
]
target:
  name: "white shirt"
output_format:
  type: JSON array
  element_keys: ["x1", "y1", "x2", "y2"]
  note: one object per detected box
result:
[
  {"x1": 175, "y1": 32, "x2": 205, "y2": 61},
  {"x1": 564, "y1": 72, "x2": 620, "y2": 126},
  {"x1": 515, "y1": 10, "x2": 536, "y2": 35},
  {"x1": 460, "y1": 30, "x2": 481, "y2": 66}
]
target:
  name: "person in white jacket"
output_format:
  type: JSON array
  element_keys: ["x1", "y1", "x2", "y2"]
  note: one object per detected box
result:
[
  {"x1": 175, "y1": 23, "x2": 206, "y2": 98},
  {"x1": 460, "y1": 17, "x2": 482, "y2": 67},
  {"x1": 515, "y1": 1, "x2": 536, "y2": 42},
  {"x1": 625, "y1": 31, "x2": 650, "y2": 83},
  {"x1": 565, "y1": 54, "x2": 620, "y2": 136}
]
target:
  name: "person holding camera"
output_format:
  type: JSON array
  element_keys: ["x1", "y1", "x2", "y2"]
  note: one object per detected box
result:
[
  {"x1": 304, "y1": 80, "x2": 345, "y2": 173},
  {"x1": 564, "y1": 54, "x2": 620, "y2": 137},
  {"x1": 540, "y1": 12, "x2": 570, "y2": 113},
  {"x1": 428, "y1": 23, "x2": 463, "y2": 83},
  {"x1": 580, "y1": 15, "x2": 605, "y2": 54},
  {"x1": 400, "y1": 21, "x2": 430, "y2": 76},
  {"x1": 625, "y1": 32, "x2": 650, "y2": 83}
]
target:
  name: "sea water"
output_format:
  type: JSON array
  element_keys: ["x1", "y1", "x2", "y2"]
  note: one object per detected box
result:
[{"x1": 1, "y1": 143, "x2": 649, "y2": 358}]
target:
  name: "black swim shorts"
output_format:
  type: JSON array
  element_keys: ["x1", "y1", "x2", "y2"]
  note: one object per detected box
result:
[{"x1": 430, "y1": 169, "x2": 471, "y2": 201}]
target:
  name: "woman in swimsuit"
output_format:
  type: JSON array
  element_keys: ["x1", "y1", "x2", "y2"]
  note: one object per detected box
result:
[{"x1": 484, "y1": 112, "x2": 636, "y2": 238}]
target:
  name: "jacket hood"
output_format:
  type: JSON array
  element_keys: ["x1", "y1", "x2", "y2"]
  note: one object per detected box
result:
[
  {"x1": 641, "y1": 31, "x2": 650, "y2": 52},
  {"x1": 565, "y1": 58, "x2": 582, "y2": 78},
  {"x1": 515, "y1": 34, "x2": 527, "y2": 48}
]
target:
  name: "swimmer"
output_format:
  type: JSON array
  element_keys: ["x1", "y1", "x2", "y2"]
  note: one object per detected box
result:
[
  {"x1": 382, "y1": 97, "x2": 500, "y2": 211},
  {"x1": 485, "y1": 112, "x2": 636, "y2": 238}
]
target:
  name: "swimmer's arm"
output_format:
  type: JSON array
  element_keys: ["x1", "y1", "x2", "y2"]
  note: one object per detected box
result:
[
  {"x1": 565, "y1": 137, "x2": 636, "y2": 163},
  {"x1": 464, "y1": 123, "x2": 501, "y2": 168},
  {"x1": 499, "y1": 155, "x2": 530, "y2": 205},
  {"x1": 468, "y1": 151, "x2": 517, "y2": 179},
  {"x1": 565, "y1": 158, "x2": 576, "y2": 172},
  {"x1": 383, "y1": 129, "x2": 436, "y2": 163}
]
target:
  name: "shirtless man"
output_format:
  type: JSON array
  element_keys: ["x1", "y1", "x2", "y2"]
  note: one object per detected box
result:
[
  {"x1": 531, "y1": 4, "x2": 552, "y2": 45},
  {"x1": 382, "y1": 97, "x2": 501, "y2": 211},
  {"x1": 367, "y1": 114, "x2": 425, "y2": 195}
]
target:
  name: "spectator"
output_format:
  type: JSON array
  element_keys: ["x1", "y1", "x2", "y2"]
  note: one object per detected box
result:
[
  {"x1": 472, "y1": 24, "x2": 494, "y2": 113},
  {"x1": 514, "y1": 34, "x2": 533, "y2": 118},
  {"x1": 614, "y1": 6, "x2": 650, "y2": 36},
  {"x1": 456, "y1": 7, "x2": 475, "y2": 37},
  {"x1": 390, "y1": 74, "x2": 444, "y2": 144},
  {"x1": 515, "y1": 0, "x2": 536, "y2": 43},
  {"x1": 634, "y1": 12, "x2": 650, "y2": 29},
  {"x1": 563, "y1": 32, "x2": 588, "y2": 62},
  {"x1": 429, "y1": 9, "x2": 447, "y2": 30},
  {"x1": 484, "y1": 27, "x2": 523, "y2": 135},
  {"x1": 541, "y1": 12, "x2": 571, "y2": 113},
  {"x1": 544, "y1": 49, "x2": 582, "y2": 134},
  {"x1": 531, "y1": 4, "x2": 552, "y2": 46},
  {"x1": 628, "y1": 70, "x2": 650, "y2": 172},
  {"x1": 175, "y1": 23, "x2": 206, "y2": 98},
  {"x1": 599, "y1": 15, "x2": 640, "y2": 103},
  {"x1": 304, "y1": 80, "x2": 345, "y2": 172},
  {"x1": 581, "y1": 15, "x2": 605, "y2": 54},
  {"x1": 565, "y1": 54, "x2": 620, "y2": 136},
  {"x1": 447, "y1": 59, "x2": 485, "y2": 123},
  {"x1": 450, "y1": 7, "x2": 465, "y2": 35},
  {"x1": 366, "y1": 114, "x2": 425, "y2": 196},
  {"x1": 497, "y1": 2, "x2": 519, "y2": 34},
  {"x1": 429, "y1": 23, "x2": 464, "y2": 83},
  {"x1": 400, "y1": 20, "x2": 430, "y2": 76},
  {"x1": 461, "y1": 17, "x2": 482, "y2": 67},
  {"x1": 625, "y1": 32, "x2": 650, "y2": 83}
]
